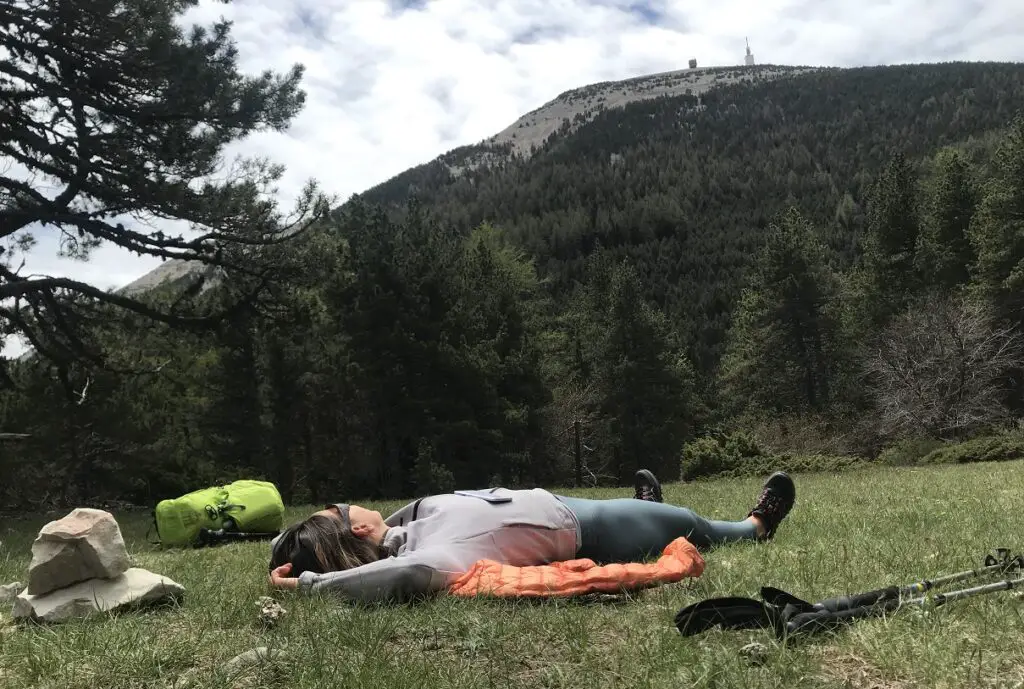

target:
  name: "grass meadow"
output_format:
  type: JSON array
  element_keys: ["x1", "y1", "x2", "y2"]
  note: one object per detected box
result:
[{"x1": 2, "y1": 461, "x2": 1024, "y2": 689}]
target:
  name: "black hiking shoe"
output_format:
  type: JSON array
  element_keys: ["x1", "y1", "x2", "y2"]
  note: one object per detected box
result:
[
  {"x1": 748, "y1": 472, "x2": 795, "y2": 540},
  {"x1": 634, "y1": 469, "x2": 663, "y2": 503}
]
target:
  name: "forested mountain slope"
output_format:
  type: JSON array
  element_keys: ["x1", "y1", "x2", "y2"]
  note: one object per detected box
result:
[
  {"x1": 359, "y1": 62, "x2": 1024, "y2": 370},
  {"x1": 5, "y1": 60, "x2": 1024, "y2": 511}
]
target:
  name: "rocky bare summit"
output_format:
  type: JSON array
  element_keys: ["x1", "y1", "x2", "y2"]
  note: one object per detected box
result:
[{"x1": 483, "y1": 64, "x2": 815, "y2": 159}]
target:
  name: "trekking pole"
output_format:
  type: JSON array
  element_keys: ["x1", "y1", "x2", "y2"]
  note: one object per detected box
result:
[
  {"x1": 919, "y1": 575, "x2": 1024, "y2": 607},
  {"x1": 781, "y1": 572, "x2": 1024, "y2": 638},
  {"x1": 195, "y1": 528, "x2": 281, "y2": 547},
  {"x1": 765, "y1": 548, "x2": 1024, "y2": 616},
  {"x1": 899, "y1": 548, "x2": 1022, "y2": 598},
  {"x1": 674, "y1": 549, "x2": 1024, "y2": 639}
]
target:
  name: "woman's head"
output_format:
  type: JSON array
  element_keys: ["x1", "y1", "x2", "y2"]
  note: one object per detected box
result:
[{"x1": 269, "y1": 504, "x2": 391, "y2": 576}]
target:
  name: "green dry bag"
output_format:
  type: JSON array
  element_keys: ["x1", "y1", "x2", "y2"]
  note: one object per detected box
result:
[
  {"x1": 221, "y1": 479, "x2": 286, "y2": 534},
  {"x1": 152, "y1": 480, "x2": 284, "y2": 548}
]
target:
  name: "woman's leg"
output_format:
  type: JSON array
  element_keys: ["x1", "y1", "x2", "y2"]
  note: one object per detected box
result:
[
  {"x1": 557, "y1": 496, "x2": 756, "y2": 563},
  {"x1": 556, "y1": 472, "x2": 795, "y2": 564}
]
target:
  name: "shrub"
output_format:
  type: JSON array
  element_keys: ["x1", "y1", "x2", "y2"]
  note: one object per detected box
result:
[
  {"x1": 680, "y1": 436, "x2": 738, "y2": 481},
  {"x1": 728, "y1": 452, "x2": 869, "y2": 479},
  {"x1": 680, "y1": 431, "x2": 782, "y2": 481},
  {"x1": 878, "y1": 437, "x2": 946, "y2": 466},
  {"x1": 680, "y1": 431, "x2": 870, "y2": 480},
  {"x1": 679, "y1": 430, "x2": 1024, "y2": 482},
  {"x1": 738, "y1": 411, "x2": 877, "y2": 458},
  {"x1": 722, "y1": 429, "x2": 765, "y2": 459},
  {"x1": 766, "y1": 453, "x2": 868, "y2": 474},
  {"x1": 919, "y1": 434, "x2": 1024, "y2": 465}
]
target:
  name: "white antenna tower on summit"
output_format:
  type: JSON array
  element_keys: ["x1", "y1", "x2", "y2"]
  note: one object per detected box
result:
[{"x1": 745, "y1": 37, "x2": 755, "y2": 66}]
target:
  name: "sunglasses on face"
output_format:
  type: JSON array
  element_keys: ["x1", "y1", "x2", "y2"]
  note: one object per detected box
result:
[{"x1": 329, "y1": 503, "x2": 352, "y2": 532}]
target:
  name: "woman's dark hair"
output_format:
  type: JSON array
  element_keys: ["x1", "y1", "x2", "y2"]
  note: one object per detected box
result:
[{"x1": 269, "y1": 512, "x2": 391, "y2": 576}]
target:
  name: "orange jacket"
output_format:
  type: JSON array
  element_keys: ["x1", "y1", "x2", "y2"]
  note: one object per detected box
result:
[{"x1": 449, "y1": 537, "x2": 704, "y2": 598}]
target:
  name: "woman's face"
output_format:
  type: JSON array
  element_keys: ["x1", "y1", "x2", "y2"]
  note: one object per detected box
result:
[{"x1": 315, "y1": 504, "x2": 388, "y2": 544}]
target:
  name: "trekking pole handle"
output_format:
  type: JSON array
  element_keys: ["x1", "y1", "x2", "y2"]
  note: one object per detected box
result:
[
  {"x1": 812, "y1": 586, "x2": 901, "y2": 613},
  {"x1": 782, "y1": 597, "x2": 903, "y2": 638}
]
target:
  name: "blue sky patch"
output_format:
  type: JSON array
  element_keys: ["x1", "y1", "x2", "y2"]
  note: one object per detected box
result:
[
  {"x1": 626, "y1": 1, "x2": 665, "y2": 25},
  {"x1": 388, "y1": 0, "x2": 429, "y2": 14}
]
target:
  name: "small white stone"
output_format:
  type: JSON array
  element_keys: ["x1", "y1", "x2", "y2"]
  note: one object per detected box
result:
[
  {"x1": 739, "y1": 641, "x2": 770, "y2": 665},
  {"x1": 256, "y1": 596, "x2": 287, "y2": 626}
]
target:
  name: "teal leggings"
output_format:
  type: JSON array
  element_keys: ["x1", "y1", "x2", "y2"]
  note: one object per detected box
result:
[{"x1": 556, "y1": 496, "x2": 758, "y2": 564}]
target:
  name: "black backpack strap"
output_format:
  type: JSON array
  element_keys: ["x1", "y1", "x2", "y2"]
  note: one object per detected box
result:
[
  {"x1": 146, "y1": 510, "x2": 162, "y2": 546},
  {"x1": 768, "y1": 584, "x2": 901, "y2": 614},
  {"x1": 760, "y1": 586, "x2": 816, "y2": 610},
  {"x1": 399, "y1": 497, "x2": 425, "y2": 525},
  {"x1": 674, "y1": 596, "x2": 774, "y2": 636}
]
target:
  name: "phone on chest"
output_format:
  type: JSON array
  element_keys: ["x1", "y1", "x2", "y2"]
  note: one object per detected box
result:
[{"x1": 454, "y1": 489, "x2": 512, "y2": 504}]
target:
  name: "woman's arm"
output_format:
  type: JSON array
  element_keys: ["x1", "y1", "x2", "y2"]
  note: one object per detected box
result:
[{"x1": 270, "y1": 553, "x2": 450, "y2": 604}]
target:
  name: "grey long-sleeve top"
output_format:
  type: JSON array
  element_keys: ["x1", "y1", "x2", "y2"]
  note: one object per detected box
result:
[{"x1": 294, "y1": 488, "x2": 581, "y2": 604}]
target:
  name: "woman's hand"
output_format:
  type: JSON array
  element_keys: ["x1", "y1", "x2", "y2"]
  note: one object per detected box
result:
[{"x1": 269, "y1": 563, "x2": 299, "y2": 590}]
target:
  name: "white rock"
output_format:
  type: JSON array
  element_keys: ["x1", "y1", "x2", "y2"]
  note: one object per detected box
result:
[
  {"x1": 224, "y1": 647, "x2": 286, "y2": 674},
  {"x1": 12, "y1": 567, "x2": 184, "y2": 623},
  {"x1": 174, "y1": 648, "x2": 286, "y2": 688},
  {"x1": 27, "y1": 508, "x2": 130, "y2": 596},
  {"x1": 0, "y1": 582, "x2": 22, "y2": 603}
]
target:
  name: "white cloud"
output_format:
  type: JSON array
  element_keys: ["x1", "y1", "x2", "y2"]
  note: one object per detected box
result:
[{"x1": 10, "y1": 0, "x2": 1024, "y2": 295}]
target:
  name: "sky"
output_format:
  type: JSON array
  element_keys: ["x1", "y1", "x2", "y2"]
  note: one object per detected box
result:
[{"x1": 4, "y1": 0, "x2": 1024, "y2": 357}]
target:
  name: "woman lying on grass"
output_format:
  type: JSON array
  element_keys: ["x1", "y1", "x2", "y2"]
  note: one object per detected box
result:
[{"x1": 267, "y1": 470, "x2": 796, "y2": 603}]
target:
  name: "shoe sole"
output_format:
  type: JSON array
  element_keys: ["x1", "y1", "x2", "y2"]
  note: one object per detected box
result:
[
  {"x1": 765, "y1": 471, "x2": 796, "y2": 504},
  {"x1": 753, "y1": 472, "x2": 795, "y2": 540}
]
